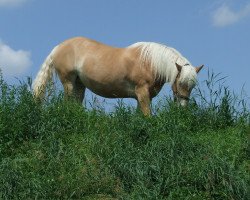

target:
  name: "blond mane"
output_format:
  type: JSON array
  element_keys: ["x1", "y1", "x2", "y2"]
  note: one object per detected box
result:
[{"x1": 129, "y1": 42, "x2": 197, "y2": 88}]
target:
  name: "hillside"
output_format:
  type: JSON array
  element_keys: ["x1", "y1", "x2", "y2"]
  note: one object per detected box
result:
[{"x1": 0, "y1": 73, "x2": 249, "y2": 199}]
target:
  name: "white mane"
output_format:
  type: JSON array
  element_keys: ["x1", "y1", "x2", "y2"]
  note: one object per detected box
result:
[{"x1": 129, "y1": 42, "x2": 197, "y2": 88}]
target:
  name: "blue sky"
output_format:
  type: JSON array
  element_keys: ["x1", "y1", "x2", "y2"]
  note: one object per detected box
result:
[{"x1": 0, "y1": 0, "x2": 250, "y2": 107}]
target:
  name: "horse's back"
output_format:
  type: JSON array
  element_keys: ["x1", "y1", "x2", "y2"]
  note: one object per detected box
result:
[{"x1": 56, "y1": 36, "x2": 121, "y2": 55}]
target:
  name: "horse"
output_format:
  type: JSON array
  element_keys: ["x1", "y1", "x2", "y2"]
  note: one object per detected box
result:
[{"x1": 33, "y1": 37, "x2": 203, "y2": 116}]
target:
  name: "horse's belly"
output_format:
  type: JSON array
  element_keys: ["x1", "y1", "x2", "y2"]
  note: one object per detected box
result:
[{"x1": 80, "y1": 76, "x2": 136, "y2": 98}]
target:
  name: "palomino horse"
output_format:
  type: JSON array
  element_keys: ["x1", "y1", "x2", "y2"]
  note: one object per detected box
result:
[{"x1": 33, "y1": 37, "x2": 203, "y2": 115}]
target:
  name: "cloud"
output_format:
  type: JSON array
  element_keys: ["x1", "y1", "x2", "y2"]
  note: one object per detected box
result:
[
  {"x1": 212, "y1": 3, "x2": 250, "y2": 27},
  {"x1": 0, "y1": 41, "x2": 32, "y2": 77},
  {"x1": 0, "y1": 0, "x2": 29, "y2": 7}
]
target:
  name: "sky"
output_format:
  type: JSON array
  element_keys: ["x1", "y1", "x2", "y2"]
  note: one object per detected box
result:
[{"x1": 0, "y1": 0, "x2": 250, "y2": 108}]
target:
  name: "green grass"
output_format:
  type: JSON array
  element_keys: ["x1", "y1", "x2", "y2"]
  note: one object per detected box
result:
[{"x1": 0, "y1": 72, "x2": 249, "y2": 199}]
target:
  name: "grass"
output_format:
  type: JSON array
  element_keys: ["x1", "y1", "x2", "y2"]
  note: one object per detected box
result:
[{"x1": 0, "y1": 71, "x2": 249, "y2": 199}]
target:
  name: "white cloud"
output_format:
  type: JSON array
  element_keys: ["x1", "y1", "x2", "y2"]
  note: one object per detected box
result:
[
  {"x1": 0, "y1": 41, "x2": 32, "y2": 77},
  {"x1": 0, "y1": 0, "x2": 29, "y2": 7},
  {"x1": 212, "y1": 3, "x2": 250, "y2": 27}
]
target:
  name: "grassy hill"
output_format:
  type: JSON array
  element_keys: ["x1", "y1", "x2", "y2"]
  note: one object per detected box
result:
[{"x1": 0, "y1": 73, "x2": 249, "y2": 199}]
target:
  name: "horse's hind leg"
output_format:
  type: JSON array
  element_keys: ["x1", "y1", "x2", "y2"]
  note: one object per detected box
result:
[
  {"x1": 62, "y1": 79, "x2": 75, "y2": 100},
  {"x1": 75, "y1": 76, "x2": 86, "y2": 103},
  {"x1": 60, "y1": 74, "x2": 84, "y2": 103}
]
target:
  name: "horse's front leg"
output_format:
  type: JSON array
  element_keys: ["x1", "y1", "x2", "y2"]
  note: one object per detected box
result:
[{"x1": 135, "y1": 85, "x2": 151, "y2": 116}]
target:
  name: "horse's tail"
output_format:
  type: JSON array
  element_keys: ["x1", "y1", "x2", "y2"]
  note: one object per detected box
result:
[{"x1": 32, "y1": 46, "x2": 58, "y2": 100}]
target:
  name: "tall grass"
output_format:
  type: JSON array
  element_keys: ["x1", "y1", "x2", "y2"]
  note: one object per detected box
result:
[{"x1": 0, "y1": 70, "x2": 249, "y2": 199}]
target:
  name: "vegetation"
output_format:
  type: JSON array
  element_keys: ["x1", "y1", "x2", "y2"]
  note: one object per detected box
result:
[{"x1": 0, "y1": 71, "x2": 249, "y2": 199}]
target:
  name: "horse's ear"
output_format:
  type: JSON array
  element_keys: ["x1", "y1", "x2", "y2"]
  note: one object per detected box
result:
[
  {"x1": 175, "y1": 63, "x2": 182, "y2": 72},
  {"x1": 196, "y1": 65, "x2": 204, "y2": 73}
]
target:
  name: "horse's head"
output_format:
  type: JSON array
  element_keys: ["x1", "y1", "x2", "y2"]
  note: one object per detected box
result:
[{"x1": 172, "y1": 63, "x2": 203, "y2": 106}]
